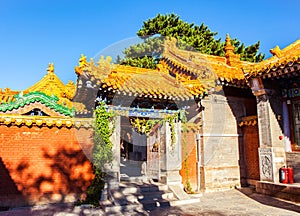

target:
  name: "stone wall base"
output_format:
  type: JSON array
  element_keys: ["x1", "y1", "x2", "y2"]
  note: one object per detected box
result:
[
  {"x1": 201, "y1": 165, "x2": 241, "y2": 192},
  {"x1": 256, "y1": 181, "x2": 300, "y2": 203},
  {"x1": 160, "y1": 170, "x2": 182, "y2": 186},
  {"x1": 246, "y1": 179, "x2": 259, "y2": 187}
]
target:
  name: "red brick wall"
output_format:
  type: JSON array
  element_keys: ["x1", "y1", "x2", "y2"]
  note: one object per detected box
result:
[
  {"x1": 0, "y1": 125, "x2": 94, "y2": 207},
  {"x1": 243, "y1": 125, "x2": 260, "y2": 181}
]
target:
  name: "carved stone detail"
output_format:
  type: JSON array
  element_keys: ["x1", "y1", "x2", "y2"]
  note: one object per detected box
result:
[{"x1": 259, "y1": 148, "x2": 273, "y2": 181}]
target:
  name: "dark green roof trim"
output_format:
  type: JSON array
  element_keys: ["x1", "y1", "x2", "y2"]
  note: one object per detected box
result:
[{"x1": 0, "y1": 91, "x2": 75, "y2": 117}]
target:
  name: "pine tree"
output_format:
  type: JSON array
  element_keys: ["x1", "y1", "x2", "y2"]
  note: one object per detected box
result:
[{"x1": 117, "y1": 13, "x2": 265, "y2": 68}]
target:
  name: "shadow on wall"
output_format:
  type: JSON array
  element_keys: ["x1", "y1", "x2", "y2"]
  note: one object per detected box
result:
[
  {"x1": 0, "y1": 146, "x2": 94, "y2": 208},
  {"x1": 0, "y1": 157, "x2": 26, "y2": 209}
]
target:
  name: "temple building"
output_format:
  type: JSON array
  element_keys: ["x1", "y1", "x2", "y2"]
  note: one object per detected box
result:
[{"x1": 1, "y1": 35, "x2": 300, "y2": 208}]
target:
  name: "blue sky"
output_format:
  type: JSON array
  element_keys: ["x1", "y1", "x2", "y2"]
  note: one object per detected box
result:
[{"x1": 1, "y1": 0, "x2": 300, "y2": 90}]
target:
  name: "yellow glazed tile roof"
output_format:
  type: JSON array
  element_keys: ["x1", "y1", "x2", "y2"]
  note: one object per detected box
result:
[
  {"x1": 244, "y1": 39, "x2": 300, "y2": 78},
  {"x1": 0, "y1": 64, "x2": 90, "y2": 117},
  {"x1": 162, "y1": 37, "x2": 248, "y2": 84},
  {"x1": 75, "y1": 55, "x2": 206, "y2": 99},
  {"x1": 25, "y1": 63, "x2": 76, "y2": 108},
  {"x1": 162, "y1": 36, "x2": 300, "y2": 83},
  {"x1": 75, "y1": 36, "x2": 300, "y2": 98},
  {"x1": 75, "y1": 55, "x2": 116, "y2": 85},
  {"x1": 0, "y1": 64, "x2": 76, "y2": 109},
  {"x1": 103, "y1": 65, "x2": 196, "y2": 100},
  {"x1": 0, "y1": 88, "x2": 22, "y2": 104}
]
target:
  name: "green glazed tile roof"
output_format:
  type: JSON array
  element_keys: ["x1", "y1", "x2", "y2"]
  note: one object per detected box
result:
[{"x1": 0, "y1": 91, "x2": 75, "y2": 117}]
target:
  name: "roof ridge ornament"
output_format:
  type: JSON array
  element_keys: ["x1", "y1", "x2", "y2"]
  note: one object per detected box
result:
[
  {"x1": 225, "y1": 34, "x2": 234, "y2": 54},
  {"x1": 75, "y1": 54, "x2": 89, "y2": 76},
  {"x1": 47, "y1": 63, "x2": 54, "y2": 74},
  {"x1": 224, "y1": 34, "x2": 241, "y2": 67}
]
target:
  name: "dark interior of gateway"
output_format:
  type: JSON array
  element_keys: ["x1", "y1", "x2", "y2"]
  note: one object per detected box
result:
[
  {"x1": 119, "y1": 116, "x2": 163, "y2": 179},
  {"x1": 120, "y1": 116, "x2": 148, "y2": 178},
  {"x1": 120, "y1": 116, "x2": 147, "y2": 162}
]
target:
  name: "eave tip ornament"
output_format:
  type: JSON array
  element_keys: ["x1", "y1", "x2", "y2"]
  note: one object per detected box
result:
[{"x1": 270, "y1": 45, "x2": 282, "y2": 58}]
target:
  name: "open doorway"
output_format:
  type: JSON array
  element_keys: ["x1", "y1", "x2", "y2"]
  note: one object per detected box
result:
[{"x1": 120, "y1": 116, "x2": 147, "y2": 179}]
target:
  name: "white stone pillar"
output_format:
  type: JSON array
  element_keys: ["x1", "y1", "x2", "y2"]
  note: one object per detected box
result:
[
  {"x1": 162, "y1": 121, "x2": 182, "y2": 185},
  {"x1": 105, "y1": 115, "x2": 121, "y2": 189}
]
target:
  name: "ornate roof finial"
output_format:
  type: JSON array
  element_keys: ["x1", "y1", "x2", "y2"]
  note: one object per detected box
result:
[
  {"x1": 47, "y1": 63, "x2": 54, "y2": 74},
  {"x1": 79, "y1": 54, "x2": 88, "y2": 67},
  {"x1": 224, "y1": 34, "x2": 241, "y2": 67},
  {"x1": 75, "y1": 54, "x2": 88, "y2": 76},
  {"x1": 224, "y1": 34, "x2": 234, "y2": 54}
]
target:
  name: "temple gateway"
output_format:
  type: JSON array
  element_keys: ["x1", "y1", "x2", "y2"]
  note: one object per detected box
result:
[
  {"x1": 74, "y1": 35, "x2": 300, "y2": 199},
  {"x1": 1, "y1": 35, "x2": 300, "y2": 207}
]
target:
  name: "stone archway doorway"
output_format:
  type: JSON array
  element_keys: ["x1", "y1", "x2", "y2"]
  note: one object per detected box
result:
[
  {"x1": 119, "y1": 116, "x2": 162, "y2": 182},
  {"x1": 107, "y1": 107, "x2": 182, "y2": 187}
]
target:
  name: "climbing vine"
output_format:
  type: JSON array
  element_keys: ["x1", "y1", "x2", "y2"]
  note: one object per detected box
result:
[
  {"x1": 164, "y1": 114, "x2": 178, "y2": 149},
  {"x1": 129, "y1": 117, "x2": 160, "y2": 135},
  {"x1": 129, "y1": 113, "x2": 179, "y2": 149},
  {"x1": 92, "y1": 101, "x2": 115, "y2": 169},
  {"x1": 77, "y1": 101, "x2": 115, "y2": 206}
]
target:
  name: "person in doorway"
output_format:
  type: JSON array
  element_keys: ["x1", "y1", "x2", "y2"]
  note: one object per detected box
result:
[{"x1": 120, "y1": 139, "x2": 126, "y2": 161}]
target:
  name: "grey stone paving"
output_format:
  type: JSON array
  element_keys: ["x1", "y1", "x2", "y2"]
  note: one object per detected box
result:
[
  {"x1": 1, "y1": 189, "x2": 300, "y2": 216},
  {"x1": 148, "y1": 190, "x2": 300, "y2": 216}
]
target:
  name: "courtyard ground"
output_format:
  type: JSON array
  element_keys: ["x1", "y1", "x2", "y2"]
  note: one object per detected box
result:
[{"x1": 0, "y1": 189, "x2": 299, "y2": 216}]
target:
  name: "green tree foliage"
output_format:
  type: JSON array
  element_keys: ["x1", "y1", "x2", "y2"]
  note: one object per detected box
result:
[{"x1": 117, "y1": 13, "x2": 265, "y2": 68}]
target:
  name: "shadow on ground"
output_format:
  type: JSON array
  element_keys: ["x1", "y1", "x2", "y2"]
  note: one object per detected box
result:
[
  {"x1": 237, "y1": 188, "x2": 300, "y2": 213},
  {"x1": 0, "y1": 203, "x2": 103, "y2": 216}
]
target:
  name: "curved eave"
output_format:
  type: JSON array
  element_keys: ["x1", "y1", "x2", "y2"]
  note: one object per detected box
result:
[
  {"x1": 103, "y1": 86, "x2": 196, "y2": 101},
  {"x1": 251, "y1": 60, "x2": 300, "y2": 80},
  {"x1": 245, "y1": 38, "x2": 300, "y2": 79},
  {"x1": 162, "y1": 56, "x2": 247, "y2": 88}
]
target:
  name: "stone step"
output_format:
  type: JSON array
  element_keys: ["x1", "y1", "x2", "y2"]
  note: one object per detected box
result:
[
  {"x1": 256, "y1": 181, "x2": 300, "y2": 202},
  {"x1": 102, "y1": 196, "x2": 177, "y2": 213},
  {"x1": 102, "y1": 181, "x2": 178, "y2": 213},
  {"x1": 110, "y1": 190, "x2": 175, "y2": 205},
  {"x1": 101, "y1": 199, "x2": 144, "y2": 215},
  {"x1": 117, "y1": 182, "x2": 169, "y2": 194},
  {"x1": 120, "y1": 176, "x2": 146, "y2": 183},
  {"x1": 102, "y1": 181, "x2": 201, "y2": 213},
  {"x1": 101, "y1": 192, "x2": 200, "y2": 213}
]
